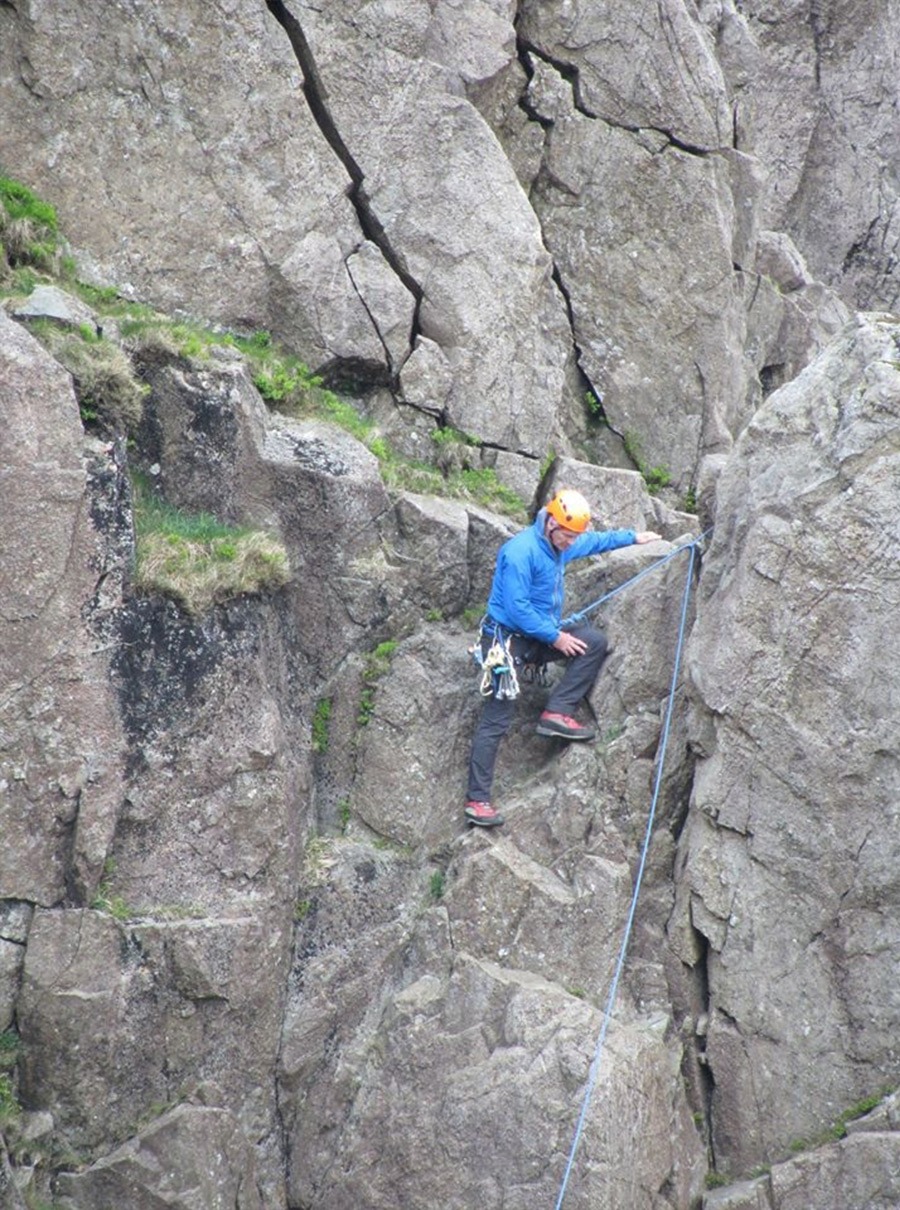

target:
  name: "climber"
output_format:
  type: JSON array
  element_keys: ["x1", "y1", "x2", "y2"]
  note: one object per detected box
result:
[{"x1": 464, "y1": 488, "x2": 661, "y2": 828}]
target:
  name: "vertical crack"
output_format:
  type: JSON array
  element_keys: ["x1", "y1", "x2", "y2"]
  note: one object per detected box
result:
[
  {"x1": 690, "y1": 924, "x2": 718, "y2": 1172},
  {"x1": 550, "y1": 263, "x2": 613, "y2": 433},
  {"x1": 510, "y1": 40, "x2": 616, "y2": 439},
  {"x1": 808, "y1": 1, "x2": 827, "y2": 89},
  {"x1": 264, "y1": 1, "x2": 423, "y2": 338}
]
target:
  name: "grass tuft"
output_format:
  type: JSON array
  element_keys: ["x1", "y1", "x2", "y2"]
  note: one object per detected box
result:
[
  {"x1": 0, "y1": 176, "x2": 60, "y2": 273},
  {"x1": 0, "y1": 1031, "x2": 20, "y2": 1071},
  {"x1": 0, "y1": 1072, "x2": 19, "y2": 1127},
  {"x1": 132, "y1": 477, "x2": 291, "y2": 615},
  {"x1": 31, "y1": 322, "x2": 148, "y2": 432}
]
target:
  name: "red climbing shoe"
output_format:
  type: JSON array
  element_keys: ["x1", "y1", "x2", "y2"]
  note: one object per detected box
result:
[
  {"x1": 464, "y1": 801, "x2": 505, "y2": 828},
  {"x1": 536, "y1": 711, "x2": 597, "y2": 741}
]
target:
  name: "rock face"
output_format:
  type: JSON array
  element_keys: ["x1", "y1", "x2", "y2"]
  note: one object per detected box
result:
[
  {"x1": 4, "y1": 302, "x2": 899, "y2": 1208},
  {"x1": 675, "y1": 312, "x2": 900, "y2": 1175},
  {"x1": 1, "y1": 2, "x2": 900, "y2": 1209},
  {"x1": 1, "y1": 0, "x2": 885, "y2": 487},
  {"x1": 703, "y1": 1093, "x2": 900, "y2": 1210},
  {"x1": 717, "y1": 2, "x2": 900, "y2": 312},
  {"x1": 0, "y1": 314, "x2": 127, "y2": 907}
]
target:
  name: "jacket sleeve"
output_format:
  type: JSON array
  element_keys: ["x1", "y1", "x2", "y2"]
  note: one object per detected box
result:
[{"x1": 567, "y1": 528, "x2": 636, "y2": 560}]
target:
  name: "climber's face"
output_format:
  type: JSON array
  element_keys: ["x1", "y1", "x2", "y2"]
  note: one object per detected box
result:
[{"x1": 546, "y1": 518, "x2": 580, "y2": 552}]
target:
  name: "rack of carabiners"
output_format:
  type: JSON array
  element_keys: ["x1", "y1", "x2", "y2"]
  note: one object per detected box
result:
[{"x1": 469, "y1": 620, "x2": 520, "y2": 700}]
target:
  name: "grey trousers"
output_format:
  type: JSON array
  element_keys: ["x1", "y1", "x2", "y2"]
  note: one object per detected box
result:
[{"x1": 466, "y1": 622, "x2": 608, "y2": 803}]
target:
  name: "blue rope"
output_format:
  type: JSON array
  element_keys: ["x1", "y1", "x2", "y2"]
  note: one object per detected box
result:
[
  {"x1": 560, "y1": 529, "x2": 711, "y2": 628},
  {"x1": 553, "y1": 539, "x2": 700, "y2": 1210}
]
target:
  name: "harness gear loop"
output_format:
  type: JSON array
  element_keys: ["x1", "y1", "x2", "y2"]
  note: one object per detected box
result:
[{"x1": 519, "y1": 660, "x2": 549, "y2": 688}]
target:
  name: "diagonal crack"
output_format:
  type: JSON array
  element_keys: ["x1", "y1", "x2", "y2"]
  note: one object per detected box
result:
[
  {"x1": 517, "y1": 30, "x2": 714, "y2": 156},
  {"x1": 263, "y1": 0, "x2": 423, "y2": 363}
]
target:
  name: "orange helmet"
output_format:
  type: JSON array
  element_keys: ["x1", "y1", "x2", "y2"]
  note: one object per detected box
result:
[{"x1": 546, "y1": 488, "x2": 591, "y2": 533}]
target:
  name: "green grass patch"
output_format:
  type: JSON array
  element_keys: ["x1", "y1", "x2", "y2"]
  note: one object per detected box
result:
[
  {"x1": 365, "y1": 641, "x2": 398, "y2": 679},
  {"x1": 26, "y1": 319, "x2": 148, "y2": 432},
  {"x1": 379, "y1": 453, "x2": 527, "y2": 519},
  {"x1": 89, "y1": 858, "x2": 132, "y2": 920},
  {"x1": 358, "y1": 687, "x2": 376, "y2": 727},
  {"x1": 783, "y1": 1086, "x2": 897, "y2": 1166},
  {"x1": 431, "y1": 425, "x2": 477, "y2": 449},
  {"x1": 680, "y1": 486, "x2": 698, "y2": 514},
  {"x1": 704, "y1": 1171, "x2": 729, "y2": 1189},
  {"x1": 584, "y1": 390, "x2": 607, "y2": 425},
  {"x1": 132, "y1": 475, "x2": 291, "y2": 615},
  {"x1": 0, "y1": 1072, "x2": 19, "y2": 1127},
  {"x1": 358, "y1": 640, "x2": 398, "y2": 726},
  {"x1": 117, "y1": 312, "x2": 225, "y2": 361},
  {"x1": 0, "y1": 1031, "x2": 20, "y2": 1071},
  {"x1": 90, "y1": 891, "x2": 131, "y2": 921},
  {"x1": 0, "y1": 177, "x2": 58, "y2": 231},
  {"x1": 0, "y1": 176, "x2": 60, "y2": 272},
  {"x1": 623, "y1": 430, "x2": 672, "y2": 496},
  {"x1": 312, "y1": 697, "x2": 333, "y2": 754}
]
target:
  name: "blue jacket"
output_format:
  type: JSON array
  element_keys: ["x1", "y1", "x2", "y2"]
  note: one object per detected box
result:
[{"x1": 486, "y1": 509, "x2": 636, "y2": 643}]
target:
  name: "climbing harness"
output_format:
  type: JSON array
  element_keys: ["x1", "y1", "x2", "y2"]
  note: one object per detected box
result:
[
  {"x1": 519, "y1": 659, "x2": 549, "y2": 688},
  {"x1": 468, "y1": 532, "x2": 709, "y2": 706},
  {"x1": 470, "y1": 619, "x2": 520, "y2": 700},
  {"x1": 553, "y1": 532, "x2": 707, "y2": 1210}
]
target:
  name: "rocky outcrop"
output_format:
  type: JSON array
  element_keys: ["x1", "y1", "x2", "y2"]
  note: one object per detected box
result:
[
  {"x1": 0, "y1": 297, "x2": 710, "y2": 1206},
  {"x1": 703, "y1": 1092, "x2": 900, "y2": 1210},
  {"x1": 2, "y1": 2, "x2": 900, "y2": 1207},
  {"x1": 0, "y1": 313, "x2": 127, "y2": 909},
  {"x1": 675, "y1": 312, "x2": 900, "y2": 1176},
  {"x1": 3, "y1": 281, "x2": 900, "y2": 1208},
  {"x1": 1, "y1": 1, "x2": 883, "y2": 490},
  {"x1": 715, "y1": 2, "x2": 900, "y2": 312}
]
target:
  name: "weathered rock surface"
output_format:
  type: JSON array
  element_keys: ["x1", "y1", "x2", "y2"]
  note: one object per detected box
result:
[
  {"x1": 3, "y1": 0, "x2": 889, "y2": 490},
  {"x1": 0, "y1": 312, "x2": 126, "y2": 906},
  {"x1": 1, "y1": 305, "x2": 712, "y2": 1207},
  {"x1": 5, "y1": 304, "x2": 900, "y2": 1207},
  {"x1": 675, "y1": 312, "x2": 900, "y2": 1173},
  {"x1": 703, "y1": 1091, "x2": 900, "y2": 1210},
  {"x1": 279, "y1": 833, "x2": 705, "y2": 1210},
  {"x1": 715, "y1": 1, "x2": 900, "y2": 312},
  {"x1": 1, "y1": 2, "x2": 900, "y2": 1208},
  {"x1": 55, "y1": 1102, "x2": 264, "y2": 1210}
]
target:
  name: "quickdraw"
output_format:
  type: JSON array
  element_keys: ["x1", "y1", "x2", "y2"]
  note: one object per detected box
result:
[{"x1": 469, "y1": 619, "x2": 520, "y2": 700}]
